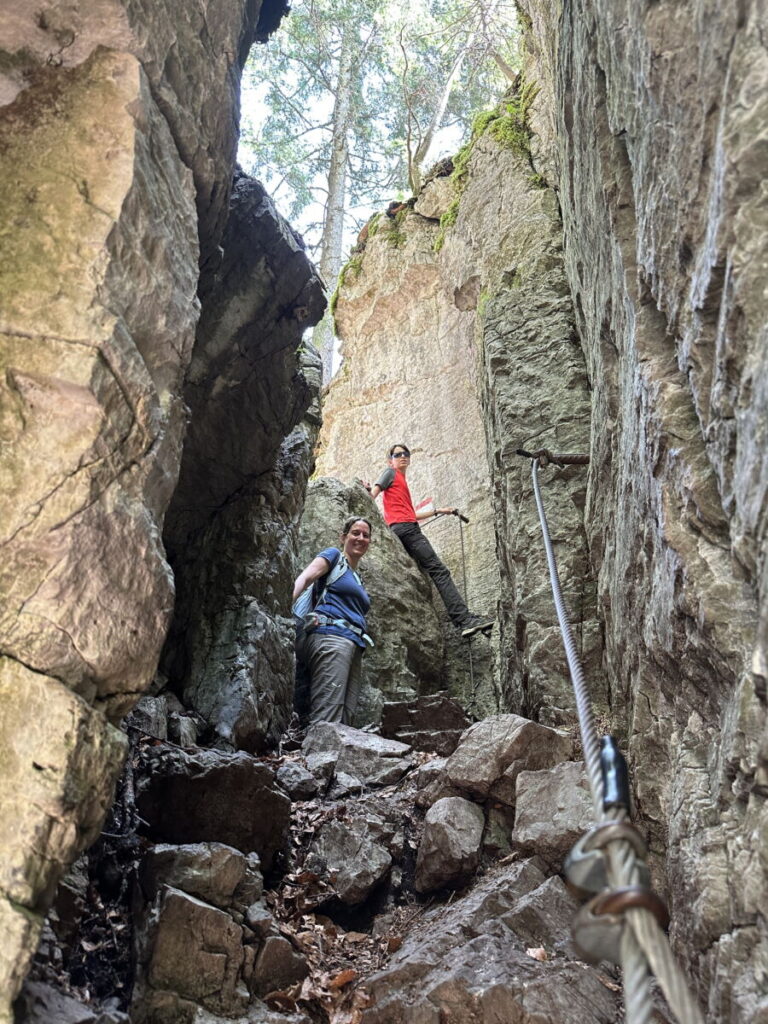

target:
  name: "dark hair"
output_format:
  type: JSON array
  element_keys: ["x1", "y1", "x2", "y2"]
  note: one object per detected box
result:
[
  {"x1": 341, "y1": 516, "x2": 372, "y2": 536},
  {"x1": 388, "y1": 443, "x2": 410, "y2": 456}
]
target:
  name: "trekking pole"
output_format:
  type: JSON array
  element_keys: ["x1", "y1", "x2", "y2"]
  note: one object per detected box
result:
[
  {"x1": 421, "y1": 510, "x2": 477, "y2": 705},
  {"x1": 456, "y1": 511, "x2": 478, "y2": 706}
]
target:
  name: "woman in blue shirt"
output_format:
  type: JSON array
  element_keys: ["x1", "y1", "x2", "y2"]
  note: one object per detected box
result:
[{"x1": 292, "y1": 517, "x2": 372, "y2": 725}]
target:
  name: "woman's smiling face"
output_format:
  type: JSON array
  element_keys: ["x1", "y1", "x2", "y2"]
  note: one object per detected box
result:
[{"x1": 342, "y1": 519, "x2": 372, "y2": 559}]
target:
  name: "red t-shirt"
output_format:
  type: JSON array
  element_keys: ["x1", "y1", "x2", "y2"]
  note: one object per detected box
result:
[{"x1": 376, "y1": 467, "x2": 416, "y2": 525}]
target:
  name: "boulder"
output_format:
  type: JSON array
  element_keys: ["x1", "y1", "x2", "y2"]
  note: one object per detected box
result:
[
  {"x1": 136, "y1": 747, "x2": 290, "y2": 870},
  {"x1": 251, "y1": 935, "x2": 309, "y2": 997},
  {"x1": 302, "y1": 723, "x2": 413, "y2": 788},
  {"x1": 358, "y1": 858, "x2": 618, "y2": 1023},
  {"x1": 499, "y1": 875, "x2": 580, "y2": 955},
  {"x1": 137, "y1": 887, "x2": 246, "y2": 1017},
  {"x1": 415, "y1": 797, "x2": 485, "y2": 893},
  {"x1": 413, "y1": 758, "x2": 464, "y2": 809},
  {"x1": 14, "y1": 981, "x2": 128, "y2": 1023},
  {"x1": 276, "y1": 762, "x2": 319, "y2": 801},
  {"x1": 446, "y1": 714, "x2": 572, "y2": 805},
  {"x1": 125, "y1": 697, "x2": 169, "y2": 740},
  {"x1": 305, "y1": 820, "x2": 392, "y2": 905},
  {"x1": 140, "y1": 843, "x2": 262, "y2": 910},
  {"x1": 511, "y1": 761, "x2": 595, "y2": 868},
  {"x1": 380, "y1": 695, "x2": 472, "y2": 755}
]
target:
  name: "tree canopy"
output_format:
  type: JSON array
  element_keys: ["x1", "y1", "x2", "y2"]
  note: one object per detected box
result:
[{"x1": 240, "y1": 0, "x2": 520, "y2": 380}]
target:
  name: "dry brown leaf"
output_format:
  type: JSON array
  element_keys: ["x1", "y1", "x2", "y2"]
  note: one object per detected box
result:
[
  {"x1": 264, "y1": 990, "x2": 298, "y2": 1012},
  {"x1": 386, "y1": 935, "x2": 403, "y2": 953},
  {"x1": 595, "y1": 973, "x2": 622, "y2": 992},
  {"x1": 329, "y1": 968, "x2": 358, "y2": 990},
  {"x1": 525, "y1": 946, "x2": 548, "y2": 961},
  {"x1": 343, "y1": 931, "x2": 369, "y2": 944}
]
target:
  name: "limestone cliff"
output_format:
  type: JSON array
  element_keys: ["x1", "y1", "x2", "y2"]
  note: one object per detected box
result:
[
  {"x1": 323, "y1": 0, "x2": 768, "y2": 1017},
  {"x1": 0, "y1": 0, "x2": 323, "y2": 1016},
  {"x1": 316, "y1": 206, "x2": 502, "y2": 717}
]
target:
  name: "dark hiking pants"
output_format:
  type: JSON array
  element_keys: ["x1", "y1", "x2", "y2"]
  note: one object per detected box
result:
[{"x1": 390, "y1": 521, "x2": 470, "y2": 626}]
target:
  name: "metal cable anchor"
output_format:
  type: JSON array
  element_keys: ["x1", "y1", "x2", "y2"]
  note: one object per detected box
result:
[
  {"x1": 573, "y1": 886, "x2": 670, "y2": 965},
  {"x1": 515, "y1": 447, "x2": 590, "y2": 468},
  {"x1": 564, "y1": 821, "x2": 650, "y2": 895}
]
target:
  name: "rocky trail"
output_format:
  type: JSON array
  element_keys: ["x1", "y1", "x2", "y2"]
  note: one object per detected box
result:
[{"x1": 17, "y1": 696, "x2": 657, "y2": 1024}]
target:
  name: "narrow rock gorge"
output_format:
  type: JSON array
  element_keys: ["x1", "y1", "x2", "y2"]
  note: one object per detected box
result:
[{"x1": 1, "y1": 1, "x2": 766, "y2": 1023}]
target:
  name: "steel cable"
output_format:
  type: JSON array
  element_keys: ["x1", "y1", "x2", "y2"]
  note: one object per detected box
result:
[{"x1": 529, "y1": 458, "x2": 704, "y2": 1024}]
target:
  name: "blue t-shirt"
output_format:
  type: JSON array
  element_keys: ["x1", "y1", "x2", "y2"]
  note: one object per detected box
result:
[{"x1": 314, "y1": 547, "x2": 370, "y2": 648}]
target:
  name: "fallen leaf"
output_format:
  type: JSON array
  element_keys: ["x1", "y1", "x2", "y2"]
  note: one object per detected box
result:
[
  {"x1": 526, "y1": 946, "x2": 548, "y2": 961},
  {"x1": 264, "y1": 991, "x2": 297, "y2": 1012},
  {"x1": 343, "y1": 931, "x2": 369, "y2": 944},
  {"x1": 595, "y1": 973, "x2": 622, "y2": 992},
  {"x1": 329, "y1": 968, "x2": 358, "y2": 989},
  {"x1": 386, "y1": 935, "x2": 403, "y2": 953}
]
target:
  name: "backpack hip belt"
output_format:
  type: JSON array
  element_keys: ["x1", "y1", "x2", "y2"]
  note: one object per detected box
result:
[{"x1": 305, "y1": 612, "x2": 373, "y2": 647}]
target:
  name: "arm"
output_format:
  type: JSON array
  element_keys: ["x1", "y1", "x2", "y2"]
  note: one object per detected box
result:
[
  {"x1": 366, "y1": 465, "x2": 394, "y2": 503},
  {"x1": 292, "y1": 555, "x2": 332, "y2": 602},
  {"x1": 415, "y1": 504, "x2": 457, "y2": 520}
]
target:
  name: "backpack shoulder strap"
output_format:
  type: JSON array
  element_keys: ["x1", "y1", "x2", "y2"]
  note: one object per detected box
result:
[{"x1": 325, "y1": 551, "x2": 348, "y2": 589}]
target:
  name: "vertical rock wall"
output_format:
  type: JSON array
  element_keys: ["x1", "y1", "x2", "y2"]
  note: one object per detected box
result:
[
  {"x1": 317, "y1": 211, "x2": 501, "y2": 716},
  {"x1": 436, "y1": 132, "x2": 606, "y2": 726},
  {"x1": 0, "y1": 0, "x2": 314, "y2": 1014},
  {"x1": 520, "y1": 0, "x2": 768, "y2": 1016},
  {"x1": 160, "y1": 175, "x2": 324, "y2": 753}
]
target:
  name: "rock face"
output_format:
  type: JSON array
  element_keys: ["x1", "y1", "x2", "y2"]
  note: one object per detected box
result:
[
  {"x1": 514, "y1": 0, "x2": 768, "y2": 1016},
  {"x1": 326, "y1": 1, "x2": 768, "y2": 1015},
  {"x1": 316, "y1": 214, "x2": 501, "y2": 718},
  {"x1": 380, "y1": 694, "x2": 472, "y2": 755},
  {"x1": 136, "y1": 747, "x2": 291, "y2": 871},
  {"x1": 0, "y1": 1, "x2": 317, "y2": 1013},
  {"x1": 160, "y1": 174, "x2": 324, "y2": 753},
  {"x1": 361, "y1": 859, "x2": 617, "y2": 1023}
]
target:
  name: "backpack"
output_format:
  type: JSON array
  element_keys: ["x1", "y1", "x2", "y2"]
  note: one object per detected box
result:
[{"x1": 292, "y1": 551, "x2": 349, "y2": 625}]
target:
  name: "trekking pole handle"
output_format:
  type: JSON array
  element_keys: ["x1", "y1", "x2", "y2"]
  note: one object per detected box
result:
[{"x1": 452, "y1": 510, "x2": 470, "y2": 524}]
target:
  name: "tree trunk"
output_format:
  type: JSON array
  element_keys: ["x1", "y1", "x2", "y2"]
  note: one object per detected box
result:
[{"x1": 313, "y1": 25, "x2": 355, "y2": 384}]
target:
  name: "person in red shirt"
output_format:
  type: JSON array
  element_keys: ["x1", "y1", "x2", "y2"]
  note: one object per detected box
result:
[{"x1": 368, "y1": 444, "x2": 494, "y2": 637}]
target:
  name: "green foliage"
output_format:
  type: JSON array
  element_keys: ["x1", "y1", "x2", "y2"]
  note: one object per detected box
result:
[
  {"x1": 434, "y1": 197, "x2": 460, "y2": 252},
  {"x1": 330, "y1": 253, "x2": 364, "y2": 315},
  {"x1": 432, "y1": 75, "x2": 541, "y2": 253},
  {"x1": 241, "y1": 1, "x2": 522, "y2": 248},
  {"x1": 487, "y1": 78, "x2": 540, "y2": 156}
]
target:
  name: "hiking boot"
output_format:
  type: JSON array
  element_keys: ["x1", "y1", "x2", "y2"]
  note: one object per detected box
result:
[{"x1": 460, "y1": 615, "x2": 495, "y2": 638}]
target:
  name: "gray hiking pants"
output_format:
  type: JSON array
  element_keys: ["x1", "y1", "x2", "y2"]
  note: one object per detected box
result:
[
  {"x1": 390, "y1": 521, "x2": 470, "y2": 626},
  {"x1": 300, "y1": 632, "x2": 363, "y2": 726}
]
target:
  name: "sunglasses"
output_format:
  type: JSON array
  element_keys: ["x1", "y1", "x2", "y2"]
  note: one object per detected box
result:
[{"x1": 391, "y1": 451, "x2": 410, "y2": 458}]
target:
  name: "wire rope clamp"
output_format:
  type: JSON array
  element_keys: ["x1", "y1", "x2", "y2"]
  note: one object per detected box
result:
[
  {"x1": 572, "y1": 886, "x2": 670, "y2": 965},
  {"x1": 564, "y1": 821, "x2": 650, "y2": 896}
]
